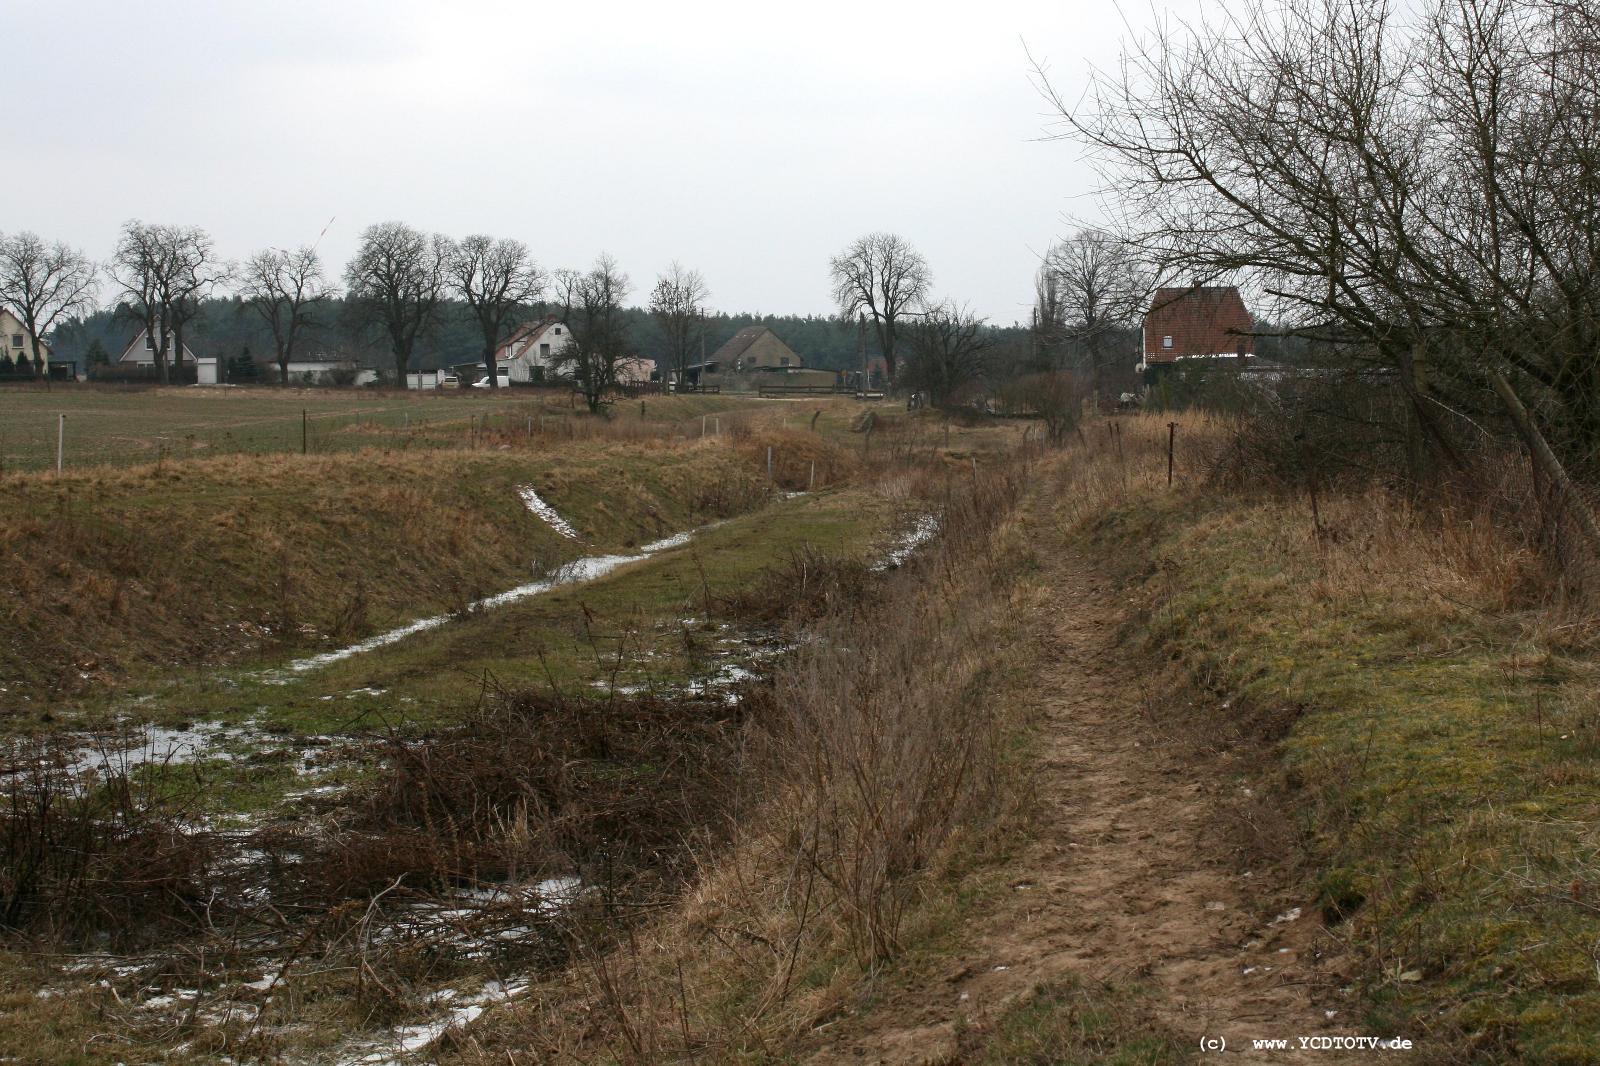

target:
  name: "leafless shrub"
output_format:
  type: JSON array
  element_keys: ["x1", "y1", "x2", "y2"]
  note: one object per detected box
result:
[
  {"x1": 717, "y1": 546, "x2": 875, "y2": 629},
  {"x1": 0, "y1": 738, "x2": 216, "y2": 945}
]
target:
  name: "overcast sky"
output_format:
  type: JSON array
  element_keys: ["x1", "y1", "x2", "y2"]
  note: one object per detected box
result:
[{"x1": 4, "y1": 0, "x2": 1205, "y2": 325}]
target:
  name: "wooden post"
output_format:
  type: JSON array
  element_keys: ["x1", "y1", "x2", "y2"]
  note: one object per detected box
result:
[
  {"x1": 301, "y1": 409, "x2": 307, "y2": 455},
  {"x1": 809, "y1": 460, "x2": 815, "y2": 491},
  {"x1": 56, "y1": 414, "x2": 65, "y2": 474},
  {"x1": 767, "y1": 445, "x2": 773, "y2": 483},
  {"x1": 1167, "y1": 421, "x2": 1177, "y2": 487}
]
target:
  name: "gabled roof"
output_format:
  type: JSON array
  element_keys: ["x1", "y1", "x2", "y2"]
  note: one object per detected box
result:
[
  {"x1": 119, "y1": 325, "x2": 197, "y2": 363},
  {"x1": 499, "y1": 317, "x2": 566, "y2": 355},
  {"x1": 1142, "y1": 286, "x2": 1254, "y2": 362},
  {"x1": 708, "y1": 325, "x2": 800, "y2": 365}
]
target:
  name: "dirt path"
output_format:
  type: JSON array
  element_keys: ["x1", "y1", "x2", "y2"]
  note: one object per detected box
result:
[{"x1": 805, "y1": 543, "x2": 1361, "y2": 1063}]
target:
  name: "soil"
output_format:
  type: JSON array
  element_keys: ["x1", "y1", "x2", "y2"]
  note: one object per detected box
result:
[{"x1": 802, "y1": 545, "x2": 1364, "y2": 1063}]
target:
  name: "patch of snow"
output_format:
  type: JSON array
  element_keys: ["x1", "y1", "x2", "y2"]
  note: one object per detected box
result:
[
  {"x1": 283, "y1": 525, "x2": 717, "y2": 674},
  {"x1": 872, "y1": 513, "x2": 941, "y2": 571},
  {"x1": 517, "y1": 487, "x2": 580, "y2": 540}
]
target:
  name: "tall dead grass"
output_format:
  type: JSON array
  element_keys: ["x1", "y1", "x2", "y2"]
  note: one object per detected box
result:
[
  {"x1": 452, "y1": 459, "x2": 1031, "y2": 1062},
  {"x1": 1054, "y1": 412, "x2": 1571, "y2": 618}
]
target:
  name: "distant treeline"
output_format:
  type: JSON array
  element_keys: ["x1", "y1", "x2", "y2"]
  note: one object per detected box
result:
[{"x1": 50, "y1": 298, "x2": 1031, "y2": 377}]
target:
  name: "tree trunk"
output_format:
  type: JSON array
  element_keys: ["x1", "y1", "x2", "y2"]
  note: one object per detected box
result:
[
  {"x1": 1490, "y1": 369, "x2": 1600, "y2": 560},
  {"x1": 483, "y1": 343, "x2": 498, "y2": 389}
]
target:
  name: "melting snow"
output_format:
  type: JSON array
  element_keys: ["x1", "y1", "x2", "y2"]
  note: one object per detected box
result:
[
  {"x1": 873, "y1": 513, "x2": 941, "y2": 571},
  {"x1": 283, "y1": 526, "x2": 710, "y2": 674},
  {"x1": 517, "y1": 487, "x2": 580, "y2": 540}
]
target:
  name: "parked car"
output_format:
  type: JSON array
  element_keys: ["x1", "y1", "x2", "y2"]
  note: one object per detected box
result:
[{"x1": 472, "y1": 372, "x2": 511, "y2": 389}]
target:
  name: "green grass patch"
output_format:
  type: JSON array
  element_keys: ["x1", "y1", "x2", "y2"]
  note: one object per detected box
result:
[{"x1": 1079, "y1": 491, "x2": 1600, "y2": 1062}]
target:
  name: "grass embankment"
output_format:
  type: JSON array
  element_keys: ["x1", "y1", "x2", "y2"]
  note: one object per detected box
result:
[
  {"x1": 446, "y1": 459, "x2": 1040, "y2": 1062},
  {"x1": 0, "y1": 437, "x2": 771, "y2": 703},
  {"x1": 1055, "y1": 414, "x2": 1600, "y2": 1062}
]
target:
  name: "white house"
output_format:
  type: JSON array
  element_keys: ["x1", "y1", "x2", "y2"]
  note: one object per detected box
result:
[
  {"x1": 1, "y1": 307, "x2": 50, "y2": 370},
  {"x1": 119, "y1": 325, "x2": 198, "y2": 366},
  {"x1": 495, "y1": 318, "x2": 573, "y2": 383}
]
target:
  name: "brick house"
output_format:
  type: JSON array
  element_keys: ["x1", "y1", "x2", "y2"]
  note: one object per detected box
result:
[{"x1": 1138, "y1": 286, "x2": 1254, "y2": 377}]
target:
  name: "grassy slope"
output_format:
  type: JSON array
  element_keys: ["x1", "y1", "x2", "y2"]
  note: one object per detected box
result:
[
  {"x1": 0, "y1": 436, "x2": 766, "y2": 705},
  {"x1": 1064, "y1": 417, "x2": 1600, "y2": 1063}
]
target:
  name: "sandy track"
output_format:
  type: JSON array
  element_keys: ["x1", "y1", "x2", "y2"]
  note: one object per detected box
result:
[{"x1": 804, "y1": 545, "x2": 1363, "y2": 1063}]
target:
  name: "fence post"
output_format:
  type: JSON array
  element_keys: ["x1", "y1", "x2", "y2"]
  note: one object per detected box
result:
[
  {"x1": 1167, "y1": 421, "x2": 1177, "y2": 487},
  {"x1": 56, "y1": 413, "x2": 65, "y2": 474},
  {"x1": 809, "y1": 459, "x2": 815, "y2": 491},
  {"x1": 302, "y1": 409, "x2": 307, "y2": 455},
  {"x1": 767, "y1": 445, "x2": 773, "y2": 484}
]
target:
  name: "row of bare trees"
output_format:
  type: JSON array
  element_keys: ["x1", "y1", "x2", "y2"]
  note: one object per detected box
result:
[
  {"x1": 827, "y1": 228, "x2": 1151, "y2": 409},
  {"x1": 1043, "y1": 0, "x2": 1600, "y2": 514},
  {"x1": 1, "y1": 220, "x2": 717, "y2": 397}
]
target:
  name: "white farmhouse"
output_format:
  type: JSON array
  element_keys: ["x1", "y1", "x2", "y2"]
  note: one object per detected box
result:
[
  {"x1": 495, "y1": 318, "x2": 573, "y2": 383},
  {"x1": 119, "y1": 326, "x2": 198, "y2": 366}
]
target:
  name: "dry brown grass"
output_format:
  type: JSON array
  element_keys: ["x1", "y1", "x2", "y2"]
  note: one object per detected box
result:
[
  {"x1": 447, "y1": 460, "x2": 1032, "y2": 1063},
  {"x1": 1048, "y1": 412, "x2": 1600, "y2": 1059},
  {"x1": 0, "y1": 436, "x2": 769, "y2": 699}
]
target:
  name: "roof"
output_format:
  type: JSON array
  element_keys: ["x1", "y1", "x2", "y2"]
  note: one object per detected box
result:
[
  {"x1": 119, "y1": 325, "x2": 196, "y2": 362},
  {"x1": 1142, "y1": 286, "x2": 1254, "y2": 363},
  {"x1": 708, "y1": 325, "x2": 799, "y2": 365},
  {"x1": 498, "y1": 317, "x2": 565, "y2": 355}
]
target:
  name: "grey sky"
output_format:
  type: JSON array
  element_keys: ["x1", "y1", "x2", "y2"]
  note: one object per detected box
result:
[{"x1": 4, "y1": 0, "x2": 1203, "y2": 325}]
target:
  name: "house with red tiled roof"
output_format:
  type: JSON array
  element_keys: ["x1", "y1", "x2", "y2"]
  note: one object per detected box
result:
[{"x1": 1138, "y1": 286, "x2": 1254, "y2": 377}]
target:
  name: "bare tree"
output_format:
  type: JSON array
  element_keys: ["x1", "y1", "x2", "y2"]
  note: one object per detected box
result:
[
  {"x1": 648, "y1": 262, "x2": 710, "y2": 386},
  {"x1": 903, "y1": 300, "x2": 993, "y2": 408},
  {"x1": 554, "y1": 254, "x2": 632, "y2": 413},
  {"x1": 1045, "y1": 230, "x2": 1150, "y2": 406},
  {"x1": 0, "y1": 232, "x2": 98, "y2": 379},
  {"x1": 1041, "y1": 0, "x2": 1600, "y2": 494},
  {"x1": 829, "y1": 233, "x2": 931, "y2": 385},
  {"x1": 344, "y1": 222, "x2": 448, "y2": 387},
  {"x1": 239, "y1": 246, "x2": 333, "y2": 386},
  {"x1": 448, "y1": 235, "x2": 546, "y2": 389},
  {"x1": 161, "y1": 226, "x2": 225, "y2": 379},
  {"x1": 112, "y1": 221, "x2": 218, "y2": 385}
]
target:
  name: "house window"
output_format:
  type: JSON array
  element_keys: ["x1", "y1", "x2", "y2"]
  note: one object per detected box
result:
[
  {"x1": 10, "y1": 335, "x2": 21, "y2": 349},
  {"x1": 553, "y1": 327, "x2": 562, "y2": 335},
  {"x1": 539, "y1": 343, "x2": 550, "y2": 358},
  {"x1": 1162, "y1": 336, "x2": 1173, "y2": 348},
  {"x1": 780, "y1": 356, "x2": 790, "y2": 366},
  {"x1": 145, "y1": 335, "x2": 155, "y2": 350}
]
